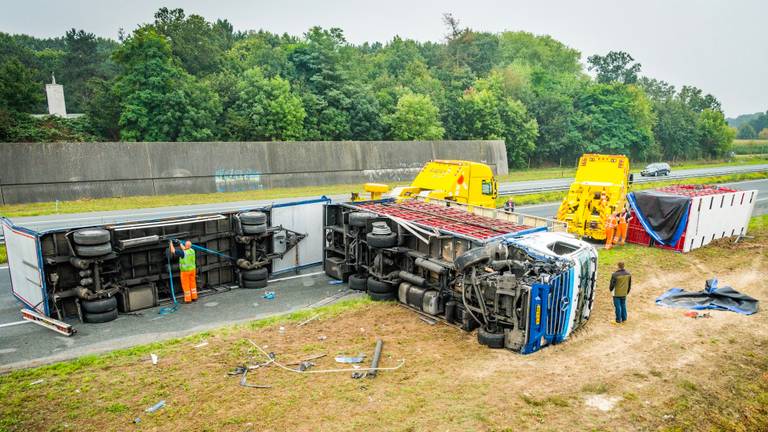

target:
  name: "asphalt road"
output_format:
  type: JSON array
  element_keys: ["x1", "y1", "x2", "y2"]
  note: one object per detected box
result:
[
  {"x1": 498, "y1": 163, "x2": 768, "y2": 194},
  {"x1": 0, "y1": 177, "x2": 765, "y2": 370}
]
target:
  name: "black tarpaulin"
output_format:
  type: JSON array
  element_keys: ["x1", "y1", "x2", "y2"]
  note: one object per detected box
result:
[
  {"x1": 628, "y1": 191, "x2": 690, "y2": 243},
  {"x1": 656, "y1": 278, "x2": 759, "y2": 315}
]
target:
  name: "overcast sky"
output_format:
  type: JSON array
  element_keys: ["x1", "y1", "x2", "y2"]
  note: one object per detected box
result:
[{"x1": 2, "y1": 0, "x2": 765, "y2": 117}]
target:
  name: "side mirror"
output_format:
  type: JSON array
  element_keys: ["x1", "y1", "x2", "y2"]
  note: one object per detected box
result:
[{"x1": 628, "y1": 173, "x2": 634, "y2": 185}]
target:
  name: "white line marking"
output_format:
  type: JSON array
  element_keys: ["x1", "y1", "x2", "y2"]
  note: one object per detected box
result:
[
  {"x1": 270, "y1": 271, "x2": 325, "y2": 283},
  {"x1": 0, "y1": 265, "x2": 8, "y2": 270},
  {"x1": 0, "y1": 320, "x2": 31, "y2": 328}
]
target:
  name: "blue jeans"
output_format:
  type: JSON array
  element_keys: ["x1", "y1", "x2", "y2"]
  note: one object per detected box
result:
[{"x1": 613, "y1": 296, "x2": 627, "y2": 322}]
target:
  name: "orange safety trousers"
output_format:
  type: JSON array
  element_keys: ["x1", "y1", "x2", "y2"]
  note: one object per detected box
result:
[
  {"x1": 180, "y1": 270, "x2": 198, "y2": 303},
  {"x1": 616, "y1": 219, "x2": 629, "y2": 245}
]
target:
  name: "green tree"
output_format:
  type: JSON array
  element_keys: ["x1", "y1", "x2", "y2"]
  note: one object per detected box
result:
[
  {"x1": 497, "y1": 31, "x2": 581, "y2": 74},
  {"x1": 587, "y1": 51, "x2": 641, "y2": 84},
  {"x1": 678, "y1": 85, "x2": 721, "y2": 113},
  {"x1": 113, "y1": 27, "x2": 221, "y2": 141},
  {"x1": 224, "y1": 67, "x2": 305, "y2": 141},
  {"x1": 697, "y1": 109, "x2": 734, "y2": 157},
  {"x1": 759, "y1": 128, "x2": 768, "y2": 140},
  {"x1": 152, "y1": 8, "x2": 234, "y2": 76},
  {"x1": 83, "y1": 78, "x2": 121, "y2": 140},
  {"x1": 575, "y1": 82, "x2": 656, "y2": 159},
  {"x1": 384, "y1": 93, "x2": 444, "y2": 140},
  {"x1": 653, "y1": 99, "x2": 699, "y2": 161},
  {"x1": 0, "y1": 59, "x2": 43, "y2": 112},
  {"x1": 454, "y1": 72, "x2": 538, "y2": 167},
  {"x1": 736, "y1": 123, "x2": 757, "y2": 139}
]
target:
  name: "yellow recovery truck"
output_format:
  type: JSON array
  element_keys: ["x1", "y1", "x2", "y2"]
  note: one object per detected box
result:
[
  {"x1": 353, "y1": 160, "x2": 498, "y2": 208},
  {"x1": 556, "y1": 154, "x2": 632, "y2": 240}
]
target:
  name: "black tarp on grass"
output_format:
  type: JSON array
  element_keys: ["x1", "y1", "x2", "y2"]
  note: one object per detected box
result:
[{"x1": 656, "y1": 279, "x2": 759, "y2": 315}]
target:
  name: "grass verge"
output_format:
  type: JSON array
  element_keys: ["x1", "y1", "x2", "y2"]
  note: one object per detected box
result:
[{"x1": 0, "y1": 245, "x2": 5, "y2": 265}]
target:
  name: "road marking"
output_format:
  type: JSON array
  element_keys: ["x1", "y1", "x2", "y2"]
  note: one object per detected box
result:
[
  {"x1": 0, "y1": 320, "x2": 31, "y2": 328},
  {"x1": 0, "y1": 265, "x2": 8, "y2": 270},
  {"x1": 270, "y1": 271, "x2": 325, "y2": 283}
]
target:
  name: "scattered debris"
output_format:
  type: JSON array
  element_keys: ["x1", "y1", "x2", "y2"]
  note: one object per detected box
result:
[
  {"x1": 663, "y1": 414, "x2": 675, "y2": 420},
  {"x1": 335, "y1": 354, "x2": 366, "y2": 364},
  {"x1": 286, "y1": 353, "x2": 327, "y2": 366},
  {"x1": 262, "y1": 291, "x2": 276, "y2": 300},
  {"x1": 297, "y1": 313, "x2": 321, "y2": 327},
  {"x1": 193, "y1": 341, "x2": 209, "y2": 348},
  {"x1": 278, "y1": 326, "x2": 286, "y2": 335},
  {"x1": 28, "y1": 379, "x2": 44, "y2": 386},
  {"x1": 328, "y1": 280, "x2": 343, "y2": 285},
  {"x1": 353, "y1": 339, "x2": 384, "y2": 379},
  {"x1": 684, "y1": 311, "x2": 712, "y2": 319},
  {"x1": 318, "y1": 335, "x2": 327, "y2": 341},
  {"x1": 150, "y1": 353, "x2": 158, "y2": 365},
  {"x1": 239, "y1": 369, "x2": 271, "y2": 389},
  {"x1": 419, "y1": 316, "x2": 437, "y2": 325},
  {"x1": 145, "y1": 400, "x2": 166, "y2": 413},
  {"x1": 246, "y1": 339, "x2": 404, "y2": 375},
  {"x1": 133, "y1": 417, "x2": 141, "y2": 424},
  {"x1": 657, "y1": 278, "x2": 759, "y2": 315}
]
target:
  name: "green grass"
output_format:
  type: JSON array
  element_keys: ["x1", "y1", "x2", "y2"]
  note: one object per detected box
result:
[
  {"x1": 0, "y1": 245, "x2": 5, "y2": 265},
  {"x1": 732, "y1": 139, "x2": 768, "y2": 155}
]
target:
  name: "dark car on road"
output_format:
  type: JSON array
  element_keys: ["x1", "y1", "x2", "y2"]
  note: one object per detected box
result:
[{"x1": 640, "y1": 162, "x2": 671, "y2": 177}]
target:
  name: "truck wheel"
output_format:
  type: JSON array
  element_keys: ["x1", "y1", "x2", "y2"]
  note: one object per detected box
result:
[
  {"x1": 242, "y1": 223, "x2": 267, "y2": 235},
  {"x1": 348, "y1": 212, "x2": 375, "y2": 228},
  {"x1": 454, "y1": 247, "x2": 491, "y2": 272},
  {"x1": 348, "y1": 274, "x2": 367, "y2": 291},
  {"x1": 243, "y1": 268, "x2": 269, "y2": 281},
  {"x1": 73, "y1": 228, "x2": 111, "y2": 245},
  {"x1": 76, "y1": 243, "x2": 113, "y2": 257},
  {"x1": 367, "y1": 277, "x2": 394, "y2": 294},
  {"x1": 366, "y1": 232, "x2": 397, "y2": 248},
  {"x1": 240, "y1": 211, "x2": 267, "y2": 225},
  {"x1": 243, "y1": 279, "x2": 268, "y2": 289},
  {"x1": 84, "y1": 308, "x2": 118, "y2": 323},
  {"x1": 368, "y1": 291, "x2": 396, "y2": 302},
  {"x1": 81, "y1": 296, "x2": 117, "y2": 314},
  {"x1": 477, "y1": 327, "x2": 505, "y2": 348}
]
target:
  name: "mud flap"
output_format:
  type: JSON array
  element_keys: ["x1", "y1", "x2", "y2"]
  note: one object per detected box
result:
[{"x1": 521, "y1": 282, "x2": 549, "y2": 354}]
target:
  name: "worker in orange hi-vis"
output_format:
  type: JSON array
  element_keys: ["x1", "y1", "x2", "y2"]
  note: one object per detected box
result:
[
  {"x1": 169, "y1": 240, "x2": 198, "y2": 303},
  {"x1": 616, "y1": 209, "x2": 632, "y2": 246},
  {"x1": 605, "y1": 212, "x2": 618, "y2": 250}
]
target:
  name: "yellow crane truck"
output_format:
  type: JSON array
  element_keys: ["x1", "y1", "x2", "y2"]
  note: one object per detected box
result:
[
  {"x1": 556, "y1": 154, "x2": 632, "y2": 240},
  {"x1": 352, "y1": 160, "x2": 498, "y2": 208}
]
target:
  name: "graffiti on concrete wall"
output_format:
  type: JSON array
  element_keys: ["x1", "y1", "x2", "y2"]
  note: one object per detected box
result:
[{"x1": 215, "y1": 169, "x2": 263, "y2": 192}]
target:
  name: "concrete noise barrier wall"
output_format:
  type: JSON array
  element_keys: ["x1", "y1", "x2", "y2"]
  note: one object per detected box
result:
[{"x1": 0, "y1": 140, "x2": 508, "y2": 204}]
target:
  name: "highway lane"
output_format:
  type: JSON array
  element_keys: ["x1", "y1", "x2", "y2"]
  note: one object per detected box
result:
[{"x1": 498, "y1": 163, "x2": 768, "y2": 194}]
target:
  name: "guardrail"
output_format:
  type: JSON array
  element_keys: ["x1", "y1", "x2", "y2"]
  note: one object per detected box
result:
[{"x1": 498, "y1": 166, "x2": 767, "y2": 196}]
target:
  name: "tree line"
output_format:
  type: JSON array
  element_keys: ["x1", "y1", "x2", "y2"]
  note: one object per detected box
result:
[
  {"x1": 0, "y1": 9, "x2": 734, "y2": 167},
  {"x1": 732, "y1": 111, "x2": 768, "y2": 140}
]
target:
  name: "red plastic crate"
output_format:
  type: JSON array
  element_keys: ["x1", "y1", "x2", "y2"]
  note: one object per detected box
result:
[{"x1": 626, "y1": 224, "x2": 651, "y2": 246}]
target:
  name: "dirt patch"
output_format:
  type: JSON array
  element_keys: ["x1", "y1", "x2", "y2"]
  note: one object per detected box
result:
[{"x1": 1, "y1": 233, "x2": 767, "y2": 431}]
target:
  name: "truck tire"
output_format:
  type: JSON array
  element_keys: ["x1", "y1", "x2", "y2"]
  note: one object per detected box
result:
[
  {"x1": 366, "y1": 232, "x2": 397, "y2": 248},
  {"x1": 368, "y1": 291, "x2": 397, "y2": 302},
  {"x1": 81, "y1": 296, "x2": 117, "y2": 314},
  {"x1": 367, "y1": 277, "x2": 394, "y2": 294},
  {"x1": 243, "y1": 278, "x2": 268, "y2": 289},
  {"x1": 242, "y1": 223, "x2": 267, "y2": 235},
  {"x1": 83, "y1": 308, "x2": 118, "y2": 324},
  {"x1": 73, "y1": 228, "x2": 111, "y2": 246},
  {"x1": 454, "y1": 247, "x2": 491, "y2": 272},
  {"x1": 76, "y1": 243, "x2": 113, "y2": 257},
  {"x1": 348, "y1": 212, "x2": 375, "y2": 228},
  {"x1": 477, "y1": 327, "x2": 505, "y2": 348},
  {"x1": 242, "y1": 268, "x2": 269, "y2": 281},
  {"x1": 348, "y1": 274, "x2": 367, "y2": 291},
  {"x1": 239, "y1": 211, "x2": 267, "y2": 225}
]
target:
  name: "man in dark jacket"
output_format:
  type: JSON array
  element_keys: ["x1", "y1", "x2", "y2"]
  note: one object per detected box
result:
[{"x1": 609, "y1": 262, "x2": 631, "y2": 323}]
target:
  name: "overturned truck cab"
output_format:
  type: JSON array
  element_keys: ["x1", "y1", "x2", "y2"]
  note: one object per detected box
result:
[{"x1": 324, "y1": 198, "x2": 598, "y2": 354}]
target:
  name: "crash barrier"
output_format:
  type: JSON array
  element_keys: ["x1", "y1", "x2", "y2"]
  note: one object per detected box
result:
[
  {"x1": 323, "y1": 197, "x2": 597, "y2": 354},
  {"x1": 0, "y1": 140, "x2": 508, "y2": 204},
  {"x1": 626, "y1": 184, "x2": 758, "y2": 252},
  {"x1": 1, "y1": 197, "x2": 329, "y2": 317}
]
